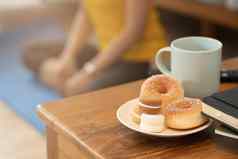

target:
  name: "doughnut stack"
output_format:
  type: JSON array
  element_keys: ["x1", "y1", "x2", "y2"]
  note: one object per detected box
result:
[{"x1": 131, "y1": 74, "x2": 208, "y2": 132}]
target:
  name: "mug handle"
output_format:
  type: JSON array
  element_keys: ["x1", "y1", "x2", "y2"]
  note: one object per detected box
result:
[{"x1": 155, "y1": 47, "x2": 172, "y2": 75}]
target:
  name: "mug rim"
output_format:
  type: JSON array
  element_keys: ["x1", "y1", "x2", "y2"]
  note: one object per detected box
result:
[{"x1": 171, "y1": 36, "x2": 223, "y2": 54}]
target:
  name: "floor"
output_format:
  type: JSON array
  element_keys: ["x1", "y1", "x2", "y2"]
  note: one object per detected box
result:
[
  {"x1": 0, "y1": 101, "x2": 46, "y2": 159},
  {"x1": 0, "y1": 0, "x2": 41, "y2": 9},
  {"x1": 0, "y1": 4, "x2": 71, "y2": 159}
]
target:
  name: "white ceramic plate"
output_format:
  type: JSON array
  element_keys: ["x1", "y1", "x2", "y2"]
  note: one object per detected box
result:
[{"x1": 117, "y1": 98, "x2": 213, "y2": 137}]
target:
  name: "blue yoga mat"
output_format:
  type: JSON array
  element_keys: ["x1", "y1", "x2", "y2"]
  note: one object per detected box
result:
[{"x1": 0, "y1": 21, "x2": 64, "y2": 132}]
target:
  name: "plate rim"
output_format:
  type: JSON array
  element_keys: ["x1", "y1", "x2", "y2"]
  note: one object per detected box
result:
[{"x1": 117, "y1": 98, "x2": 213, "y2": 138}]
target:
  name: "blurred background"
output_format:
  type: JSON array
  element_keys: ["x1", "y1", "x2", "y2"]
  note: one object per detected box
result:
[{"x1": 0, "y1": 0, "x2": 237, "y2": 158}]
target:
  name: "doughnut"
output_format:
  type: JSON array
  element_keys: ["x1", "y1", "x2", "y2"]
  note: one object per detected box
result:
[
  {"x1": 131, "y1": 104, "x2": 166, "y2": 132},
  {"x1": 164, "y1": 98, "x2": 208, "y2": 130},
  {"x1": 139, "y1": 75, "x2": 184, "y2": 114},
  {"x1": 138, "y1": 101, "x2": 161, "y2": 114},
  {"x1": 131, "y1": 105, "x2": 141, "y2": 124}
]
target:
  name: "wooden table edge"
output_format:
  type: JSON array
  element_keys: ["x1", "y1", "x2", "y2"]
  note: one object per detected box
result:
[{"x1": 37, "y1": 105, "x2": 105, "y2": 159}]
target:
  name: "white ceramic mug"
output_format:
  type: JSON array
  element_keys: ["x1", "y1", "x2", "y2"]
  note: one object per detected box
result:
[{"x1": 155, "y1": 36, "x2": 222, "y2": 98}]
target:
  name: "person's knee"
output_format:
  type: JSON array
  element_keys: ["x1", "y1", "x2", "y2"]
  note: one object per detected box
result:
[
  {"x1": 22, "y1": 46, "x2": 40, "y2": 73},
  {"x1": 22, "y1": 41, "x2": 64, "y2": 73}
]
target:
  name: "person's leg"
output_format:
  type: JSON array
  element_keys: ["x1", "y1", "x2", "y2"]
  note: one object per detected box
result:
[
  {"x1": 31, "y1": 42, "x2": 97, "y2": 93},
  {"x1": 23, "y1": 39, "x2": 98, "y2": 72},
  {"x1": 22, "y1": 40, "x2": 64, "y2": 73},
  {"x1": 74, "y1": 44, "x2": 98, "y2": 69},
  {"x1": 82, "y1": 61, "x2": 149, "y2": 93}
]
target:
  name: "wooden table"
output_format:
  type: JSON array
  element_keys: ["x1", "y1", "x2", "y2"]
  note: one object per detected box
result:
[{"x1": 38, "y1": 80, "x2": 238, "y2": 159}]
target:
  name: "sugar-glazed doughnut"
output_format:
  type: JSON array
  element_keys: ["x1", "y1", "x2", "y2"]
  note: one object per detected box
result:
[
  {"x1": 164, "y1": 97, "x2": 208, "y2": 129},
  {"x1": 139, "y1": 75, "x2": 184, "y2": 114}
]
